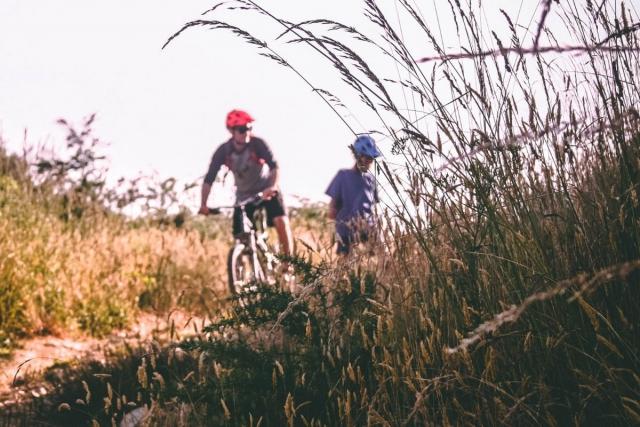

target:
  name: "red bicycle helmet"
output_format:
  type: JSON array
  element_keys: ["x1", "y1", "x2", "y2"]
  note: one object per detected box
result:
[{"x1": 225, "y1": 109, "x2": 254, "y2": 128}]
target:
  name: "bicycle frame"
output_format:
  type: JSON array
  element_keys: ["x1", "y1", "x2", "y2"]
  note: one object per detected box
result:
[
  {"x1": 208, "y1": 193, "x2": 278, "y2": 294},
  {"x1": 233, "y1": 202, "x2": 266, "y2": 284}
]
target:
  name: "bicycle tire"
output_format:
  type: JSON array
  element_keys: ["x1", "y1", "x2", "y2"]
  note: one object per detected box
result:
[
  {"x1": 256, "y1": 238, "x2": 280, "y2": 284},
  {"x1": 227, "y1": 243, "x2": 266, "y2": 295}
]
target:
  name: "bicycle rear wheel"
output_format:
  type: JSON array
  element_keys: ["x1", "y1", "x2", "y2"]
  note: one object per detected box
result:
[{"x1": 227, "y1": 243, "x2": 265, "y2": 296}]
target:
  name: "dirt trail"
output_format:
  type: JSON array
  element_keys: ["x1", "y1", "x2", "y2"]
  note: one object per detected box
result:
[{"x1": 0, "y1": 310, "x2": 206, "y2": 406}]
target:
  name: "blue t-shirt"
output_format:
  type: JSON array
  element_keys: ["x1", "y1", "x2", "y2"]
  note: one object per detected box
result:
[{"x1": 325, "y1": 168, "x2": 378, "y2": 240}]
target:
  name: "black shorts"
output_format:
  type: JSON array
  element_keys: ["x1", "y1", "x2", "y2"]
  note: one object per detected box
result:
[{"x1": 232, "y1": 192, "x2": 287, "y2": 236}]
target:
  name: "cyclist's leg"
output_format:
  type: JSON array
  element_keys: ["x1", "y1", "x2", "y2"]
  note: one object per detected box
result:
[
  {"x1": 262, "y1": 194, "x2": 296, "y2": 292},
  {"x1": 244, "y1": 202, "x2": 258, "y2": 229},
  {"x1": 263, "y1": 194, "x2": 292, "y2": 257},
  {"x1": 273, "y1": 216, "x2": 292, "y2": 257},
  {"x1": 336, "y1": 232, "x2": 352, "y2": 255},
  {"x1": 232, "y1": 207, "x2": 243, "y2": 236}
]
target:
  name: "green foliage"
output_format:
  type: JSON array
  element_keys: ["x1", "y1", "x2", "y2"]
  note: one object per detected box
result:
[
  {"x1": 0, "y1": 119, "x2": 228, "y2": 350},
  {"x1": 205, "y1": 283, "x2": 310, "y2": 338},
  {"x1": 74, "y1": 295, "x2": 129, "y2": 338},
  {"x1": 0, "y1": 273, "x2": 28, "y2": 353},
  {"x1": 34, "y1": 281, "x2": 68, "y2": 334}
]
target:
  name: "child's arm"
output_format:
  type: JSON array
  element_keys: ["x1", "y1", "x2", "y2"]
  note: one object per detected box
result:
[
  {"x1": 328, "y1": 198, "x2": 338, "y2": 220},
  {"x1": 325, "y1": 170, "x2": 343, "y2": 221}
]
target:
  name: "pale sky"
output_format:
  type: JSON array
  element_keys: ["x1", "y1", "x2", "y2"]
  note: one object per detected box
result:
[{"x1": 1, "y1": 0, "x2": 561, "y2": 207}]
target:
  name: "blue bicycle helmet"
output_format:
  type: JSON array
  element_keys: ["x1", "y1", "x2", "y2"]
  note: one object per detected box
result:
[{"x1": 353, "y1": 135, "x2": 381, "y2": 158}]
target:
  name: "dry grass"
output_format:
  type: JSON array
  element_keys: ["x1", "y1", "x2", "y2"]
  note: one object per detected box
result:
[
  {"x1": 3, "y1": 0, "x2": 640, "y2": 425},
  {"x1": 0, "y1": 175, "x2": 228, "y2": 342}
]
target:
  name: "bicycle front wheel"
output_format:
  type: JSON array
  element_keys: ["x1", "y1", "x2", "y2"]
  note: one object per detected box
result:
[{"x1": 227, "y1": 243, "x2": 265, "y2": 296}]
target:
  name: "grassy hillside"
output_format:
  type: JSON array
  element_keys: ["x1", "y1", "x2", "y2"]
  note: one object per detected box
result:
[
  {"x1": 0, "y1": 133, "x2": 228, "y2": 351},
  {"x1": 0, "y1": 126, "x2": 332, "y2": 355},
  {"x1": 2, "y1": 1, "x2": 640, "y2": 426}
]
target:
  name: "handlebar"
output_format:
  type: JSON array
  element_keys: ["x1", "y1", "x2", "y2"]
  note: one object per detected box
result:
[{"x1": 204, "y1": 191, "x2": 270, "y2": 215}]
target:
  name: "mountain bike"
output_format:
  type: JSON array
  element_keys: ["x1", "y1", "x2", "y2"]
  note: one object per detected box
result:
[{"x1": 208, "y1": 193, "x2": 280, "y2": 296}]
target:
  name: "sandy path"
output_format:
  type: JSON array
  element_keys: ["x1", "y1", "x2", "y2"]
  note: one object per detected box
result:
[{"x1": 0, "y1": 310, "x2": 206, "y2": 405}]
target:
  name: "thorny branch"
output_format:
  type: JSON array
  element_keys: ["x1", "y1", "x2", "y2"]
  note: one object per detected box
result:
[{"x1": 447, "y1": 259, "x2": 640, "y2": 354}]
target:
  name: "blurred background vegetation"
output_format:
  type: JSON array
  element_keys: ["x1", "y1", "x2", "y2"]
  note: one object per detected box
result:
[{"x1": 0, "y1": 115, "x2": 330, "y2": 351}]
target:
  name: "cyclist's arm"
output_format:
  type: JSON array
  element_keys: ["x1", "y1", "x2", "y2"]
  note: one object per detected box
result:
[
  {"x1": 200, "y1": 145, "x2": 227, "y2": 213},
  {"x1": 253, "y1": 137, "x2": 278, "y2": 169},
  {"x1": 328, "y1": 198, "x2": 338, "y2": 220},
  {"x1": 199, "y1": 182, "x2": 212, "y2": 214},
  {"x1": 253, "y1": 138, "x2": 280, "y2": 197},
  {"x1": 325, "y1": 170, "x2": 343, "y2": 220},
  {"x1": 267, "y1": 166, "x2": 279, "y2": 187},
  {"x1": 262, "y1": 167, "x2": 280, "y2": 199}
]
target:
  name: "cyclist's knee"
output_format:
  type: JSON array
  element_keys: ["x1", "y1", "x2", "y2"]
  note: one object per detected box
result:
[{"x1": 273, "y1": 215, "x2": 292, "y2": 236}]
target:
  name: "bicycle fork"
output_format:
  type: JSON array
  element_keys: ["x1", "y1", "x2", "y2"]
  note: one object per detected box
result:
[{"x1": 248, "y1": 232, "x2": 265, "y2": 282}]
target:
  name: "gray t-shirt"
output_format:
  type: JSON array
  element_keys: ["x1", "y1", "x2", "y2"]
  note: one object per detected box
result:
[{"x1": 204, "y1": 137, "x2": 278, "y2": 200}]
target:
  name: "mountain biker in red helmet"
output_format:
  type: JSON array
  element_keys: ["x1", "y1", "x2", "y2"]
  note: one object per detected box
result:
[{"x1": 199, "y1": 109, "x2": 293, "y2": 259}]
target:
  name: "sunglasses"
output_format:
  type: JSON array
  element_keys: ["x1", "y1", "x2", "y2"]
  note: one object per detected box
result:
[{"x1": 232, "y1": 125, "x2": 252, "y2": 133}]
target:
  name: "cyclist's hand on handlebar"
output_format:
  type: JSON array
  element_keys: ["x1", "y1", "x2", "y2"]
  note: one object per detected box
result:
[{"x1": 262, "y1": 187, "x2": 278, "y2": 200}]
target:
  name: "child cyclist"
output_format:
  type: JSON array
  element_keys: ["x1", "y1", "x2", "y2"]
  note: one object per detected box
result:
[{"x1": 325, "y1": 135, "x2": 381, "y2": 255}]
